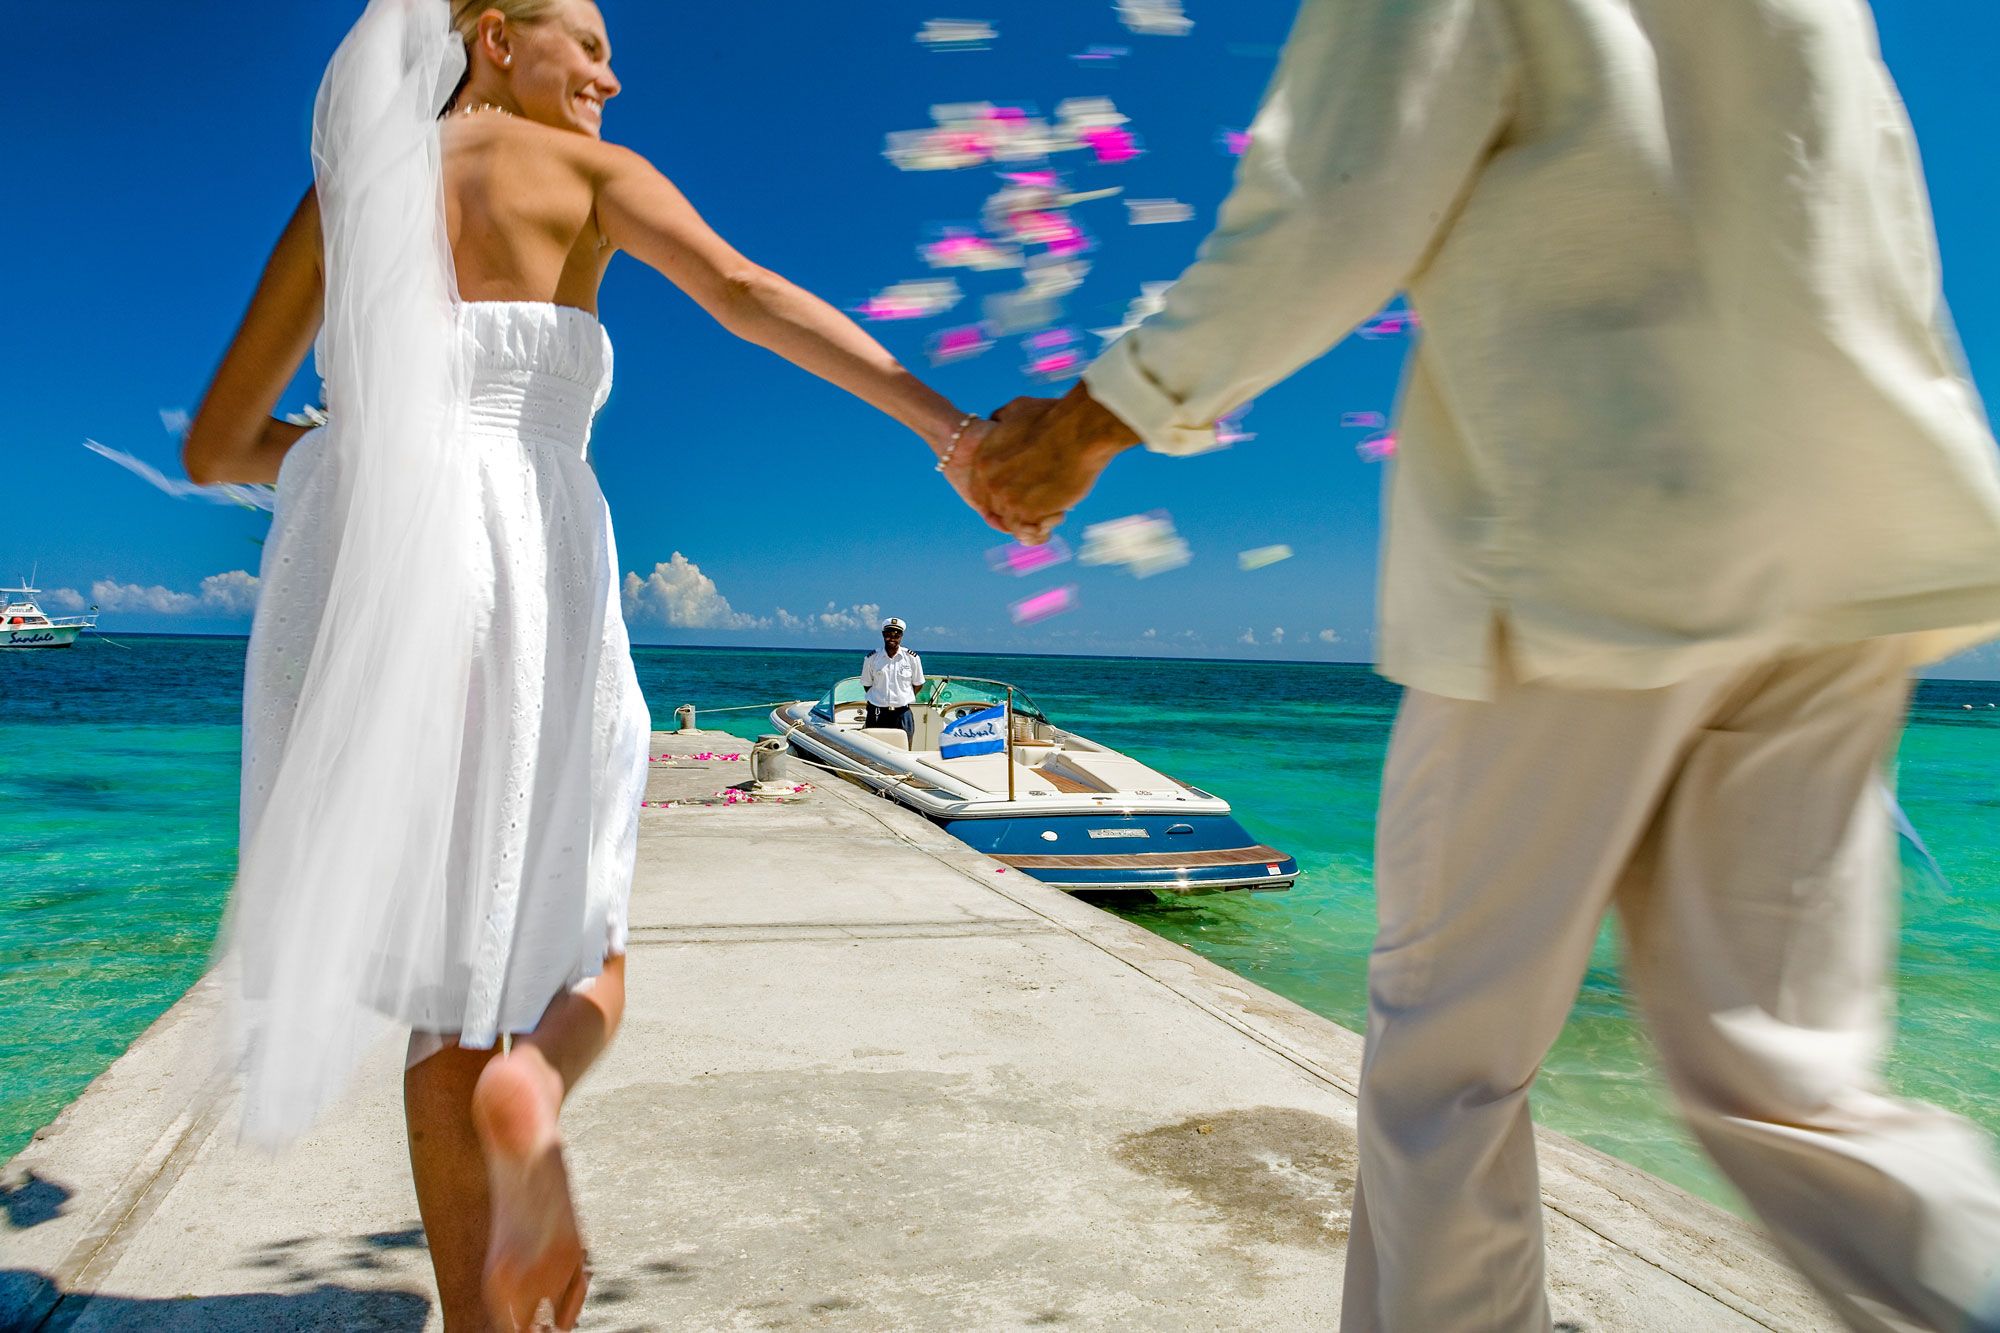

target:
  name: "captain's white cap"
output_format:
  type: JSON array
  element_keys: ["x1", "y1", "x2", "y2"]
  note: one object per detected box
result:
[{"x1": 881, "y1": 616, "x2": 907, "y2": 632}]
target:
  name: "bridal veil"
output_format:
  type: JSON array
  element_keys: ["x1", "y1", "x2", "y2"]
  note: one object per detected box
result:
[{"x1": 222, "y1": 0, "x2": 476, "y2": 1146}]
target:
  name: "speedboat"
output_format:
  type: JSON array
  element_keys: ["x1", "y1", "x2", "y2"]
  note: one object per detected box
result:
[
  {"x1": 772, "y1": 675, "x2": 1297, "y2": 895},
  {"x1": 1, "y1": 584, "x2": 96, "y2": 649}
]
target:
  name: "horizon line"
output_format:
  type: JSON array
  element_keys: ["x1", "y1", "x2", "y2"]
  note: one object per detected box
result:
[{"x1": 58, "y1": 631, "x2": 2000, "y2": 685}]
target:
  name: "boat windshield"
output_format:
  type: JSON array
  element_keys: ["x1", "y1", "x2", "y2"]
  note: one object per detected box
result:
[
  {"x1": 916, "y1": 676, "x2": 1049, "y2": 723},
  {"x1": 810, "y1": 677, "x2": 870, "y2": 721},
  {"x1": 809, "y1": 674, "x2": 1049, "y2": 724}
]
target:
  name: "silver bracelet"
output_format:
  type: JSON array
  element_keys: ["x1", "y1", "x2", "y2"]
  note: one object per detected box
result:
[{"x1": 934, "y1": 412, "x2": 979, "y2": 473}]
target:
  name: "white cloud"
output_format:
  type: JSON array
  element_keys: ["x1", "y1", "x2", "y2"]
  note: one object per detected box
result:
[
  {"x1": 1271, "y1": 627, "x2": 1286, "y2": 644},
  {"x1": 1142, "y1": 628, "x2": 1157, "y2": 638},
  {"x1": 1238, "y1": 628, "x2": 1258, "y2": 645},
  {"x1": 775, "y1": 608, "x2": 804, "y2": 631},
  {"x1": 1318, "y1": 629, "x2": 1341, "y2": 644},
  {"x1": 812, "y1": 601, "x2": 884, "y2": 634},
  {"x1": 160, "y1": 408, "x2": 192, "y2": 437},
  {"x1": 46, "y1": 588, "x2": 87, "y2": 612},
  {"x1": 88, "y1": 570, "x2": 260, "y2": 617},
  {"x1": 622, "y1": 554, "x2": 768, "y2": 630},
  {"x1": 199, "y1": 570, "x2": 261, "y2": 616}
]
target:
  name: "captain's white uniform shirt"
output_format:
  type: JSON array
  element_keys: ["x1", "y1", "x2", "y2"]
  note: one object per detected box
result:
[
  {"x1": 1084, "y1": 0, "x2": 2000, "y2": 700},
  {"x1": 861, "y1": 649, "x2": 924, "y2": 708}
]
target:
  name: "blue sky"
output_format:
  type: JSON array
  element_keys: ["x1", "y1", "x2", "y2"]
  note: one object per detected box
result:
[{"x1": 7, "y1": 2, "x2": 1999, "y2": 675}]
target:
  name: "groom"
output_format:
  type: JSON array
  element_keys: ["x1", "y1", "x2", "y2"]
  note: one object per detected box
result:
[{"x1": 974, "y1": 1, "x2": 2000, "y2": 1329}]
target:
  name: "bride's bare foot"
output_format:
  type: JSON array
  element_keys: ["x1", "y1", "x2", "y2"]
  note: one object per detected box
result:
[{"x1": 472, "y1": 1048, "x2": 590, "y2": 1331}]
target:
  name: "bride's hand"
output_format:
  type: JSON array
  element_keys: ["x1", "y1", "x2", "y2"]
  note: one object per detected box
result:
[{"x1": 939, "y1": 417, "x2": 1001, "y2": 527}]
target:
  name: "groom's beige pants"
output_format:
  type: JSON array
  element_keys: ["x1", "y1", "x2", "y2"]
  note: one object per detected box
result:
[{"x1": 1340, "y1": 635, "x2": 2000, "y2": 1332}]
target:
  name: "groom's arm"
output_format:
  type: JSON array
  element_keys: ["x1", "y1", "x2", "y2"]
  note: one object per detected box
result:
[{"x1": 1085, "y1": 0, "x2": 1516, "y2": 455}]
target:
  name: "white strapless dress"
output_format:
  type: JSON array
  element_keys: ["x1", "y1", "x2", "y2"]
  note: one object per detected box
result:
[{"x1": 240, "y1": 300, "x2": 650, "y2": 1047}]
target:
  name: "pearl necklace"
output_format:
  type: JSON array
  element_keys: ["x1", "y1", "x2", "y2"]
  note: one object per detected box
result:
[{"x1": 456, "y1": 102, "x2": 516, "y2": 119}]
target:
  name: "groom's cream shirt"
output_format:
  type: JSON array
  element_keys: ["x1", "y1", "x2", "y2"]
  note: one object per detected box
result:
[{"x1": 1085, "y1": 0, "x2": 2000, "y2": 700}]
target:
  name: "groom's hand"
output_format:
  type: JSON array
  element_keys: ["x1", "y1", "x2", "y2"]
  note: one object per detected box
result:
[{"x1": 972, "y1": 384, "x2": 1141, "y2": 544}]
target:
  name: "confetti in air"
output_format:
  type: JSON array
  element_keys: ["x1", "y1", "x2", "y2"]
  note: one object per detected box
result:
[
  {"x1": 984, "y1": 289, "x2": 1064, "y2": 336},
  {"x1": 1341, "y1": 411, "x2": 1387, "y2": 430},
  {"x1": 1079, "y1": 512, "x2": 1193, "y2": 578},
  {"x1": 1215, "y1": 402, "x2": 1257, "y2": 447},
  {"x1": 1118, "y1": 0, "x2": 1193, "y2": 37},
  {"x1": 1219, "y1": 128, "x2": 1252, "y2": 157},
  {"x1": 1078, "y1": 125, "x2": 1141, "y2": 164},
  {"x1": 987, "y1": 536, "x2": 1075, "y2": 576},
  {"x1": 926, "y1": 324, "x2": 996, "y2": 365},
  {"x1": 1126, "y1": 198, "x2": 1194, "y2": 225},
  {"x1": 1238, "y1": 545, "x2": 1294, "y2": 571},
  {"x1": 1071, "y1": 44, "x2": 1130, "y2": 64},
  {"x1": 915, "y1": 18, "x2": 997, "y2": 51},
  {"x1": 1357, "y1": 432, "x2": 1399, "y2": 463},
  {"x1": 1023, "y1": 326, "x2": 1085, "y2": 381},
  {"x1": 1011, "y1": 584, "x2": 1079, "y2": 624},
  {"x1": 1357, "y1": 307, "x2": 1421, "y2": 339},
  {"x1": 855, "y1": 278, "x2": 962, "y2": 321},
  {"x1": 921, "y1": 230, "x2": 1022, "y2": 271},
  {"x1": 885, "y1": 99, "x2": 1146, "y2": 174}
]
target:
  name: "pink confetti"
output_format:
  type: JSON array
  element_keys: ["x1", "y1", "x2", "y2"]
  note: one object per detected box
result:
[
  {"x1": 855, "y1": 278, "x2": 961, "y2": 322},
  {"x1": 1215, "y1": 412, "x2": 1256, "y2": 447},
  {"x1": 1026, "y1": 349, "x2": 1083, "y2": 380},
  {"x1": 1025, "y1": 327, "x2": 1077, "y2": 351},
  {"x1": 987, "y1": 536, "x2": 1075, "y2": 576},
  {"x1": 927, "y1": 324, "x2": 995, "y2": 365},
  {"x1": 1357, "y1": 432, "x2": 1399, "y2": 462},
  {"x1": 1358, "y1": 310, "x2": 1421, "y2": 339},
  {"x1": 1008, "y1": 211, "x2": 1080, "y2": 246},
  {"x1": 1341, "y1": 411, "x2": 1387, "y2": 430},
  {"x1": 1011, "y1": 585, "x2": 1079, "y2": 625},
  {"x1": 1220, "y1": 129, "x2": 1252, "y2": 157},
  {"x1": 1079, "y1": 126, "x2": 1141, "y2": 164},
  {"x1": 922, "y1": 232, "x2": 1017, "y2": 270}
]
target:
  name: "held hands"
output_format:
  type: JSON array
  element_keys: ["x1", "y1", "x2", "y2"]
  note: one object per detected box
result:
[
  {"x1": 967, "y1": 384, "x2": 1141, "y2": 544},
  {"x1": 936, "y1": 416, "x2": 994, "y2": 518}
]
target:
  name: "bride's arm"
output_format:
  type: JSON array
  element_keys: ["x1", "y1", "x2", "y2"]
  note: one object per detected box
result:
[
  {"x1": 184, "y1": 188, "x2": 325, "y2": 486},
  {"x1": 592, "y1": 145, "x2": 974, "y2": 460}
]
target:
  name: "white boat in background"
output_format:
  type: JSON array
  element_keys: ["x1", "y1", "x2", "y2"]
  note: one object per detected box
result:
[
  {"x1": 1, "y1": 583, "x2": 96, "y2": 648},
  {"x1": 773, "y1": 674, "x2": 1298, "y2": 895}
]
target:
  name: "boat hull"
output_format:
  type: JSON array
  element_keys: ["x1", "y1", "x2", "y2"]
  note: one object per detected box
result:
[
  {"x1": 944, "y1": 813, "x2": 1297, "y2": 893},
  {"x1": 0, "y1": 625, "x2": 82, "y2": 648}
]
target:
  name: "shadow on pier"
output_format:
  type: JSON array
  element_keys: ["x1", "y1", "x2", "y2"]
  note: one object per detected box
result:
[{"x1": 1, "y1": 1270, "x2": 429, "y2": 1332}]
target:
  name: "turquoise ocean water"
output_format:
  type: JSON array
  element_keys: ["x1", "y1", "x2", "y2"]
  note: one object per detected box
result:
[{"x1": 4, "y1": 636, "x2": 1997, "y2": 1207}]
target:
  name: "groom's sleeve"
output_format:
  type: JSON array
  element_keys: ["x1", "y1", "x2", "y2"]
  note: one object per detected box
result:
[{"x1": 1084, "y1": 0, "x2": 1515, "y2": 456}]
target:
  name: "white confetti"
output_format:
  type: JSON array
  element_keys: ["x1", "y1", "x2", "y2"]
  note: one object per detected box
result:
[
  {"x1": 1238, "y1": 545, "x2": 1293, "y2": 571},
  {"x1": 1079, "y1": 512, "x2": 1192, "y2": 578},
  {"x1": 1117, "y1": 0, "x2": 1193, "y2": 37},
  {"x1": 1126, "y1": 198, "x2": 1194, "y2": 225}
]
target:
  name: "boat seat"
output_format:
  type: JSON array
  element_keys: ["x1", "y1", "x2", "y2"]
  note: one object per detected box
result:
[
  {"x1": 1045, "y1": 751, "x2": 1176, "y2": 793},
  {"x1": 858, "y1": 727, "x2": 911, "y2": 751}
]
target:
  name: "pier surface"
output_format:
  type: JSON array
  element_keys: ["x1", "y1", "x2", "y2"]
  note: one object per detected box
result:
[{"x1": 2, "y1": 732, "x2": 1835, "y2": 1330}]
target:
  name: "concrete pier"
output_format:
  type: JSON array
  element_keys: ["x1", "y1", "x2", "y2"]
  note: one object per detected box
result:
[{"x1": 1, "y1": 731, "x2": 1835, "y2": 1330}]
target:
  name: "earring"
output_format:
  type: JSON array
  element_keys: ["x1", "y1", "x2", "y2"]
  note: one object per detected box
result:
[{"x1": 501, "y1": 54, "x2": 512, "y2": 66}]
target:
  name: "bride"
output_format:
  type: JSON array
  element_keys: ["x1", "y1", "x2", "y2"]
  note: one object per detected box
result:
[{"x1": 181, "y1": 1, "x2": 990, "y2": 1327}]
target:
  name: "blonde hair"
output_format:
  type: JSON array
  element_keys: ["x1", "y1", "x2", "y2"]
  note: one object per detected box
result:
[{"x1": 450, "y1": 0, "x2": 563, "y2": 47}]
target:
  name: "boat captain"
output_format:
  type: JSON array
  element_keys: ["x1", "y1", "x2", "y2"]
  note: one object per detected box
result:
[{"x1": 861, "y1": 617, "x2": 924, "y2": 742}]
